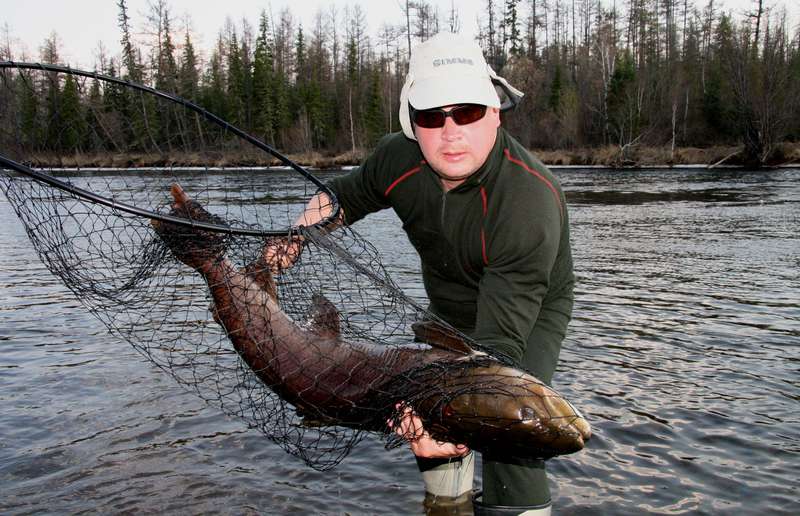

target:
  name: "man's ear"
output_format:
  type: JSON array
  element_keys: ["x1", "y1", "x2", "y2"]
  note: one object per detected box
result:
[{"x1": 491, "y1": 107, "x2": 501, "y2": 128}]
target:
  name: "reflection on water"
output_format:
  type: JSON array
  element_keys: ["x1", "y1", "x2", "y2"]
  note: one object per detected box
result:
[{"x1": 1, "y1": 167, "x2": 798, "y2": 514}]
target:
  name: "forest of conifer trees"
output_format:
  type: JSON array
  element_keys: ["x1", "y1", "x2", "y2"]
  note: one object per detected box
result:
[{"x1": 3, "y1": 0, "x2": 800, "y2": 167}]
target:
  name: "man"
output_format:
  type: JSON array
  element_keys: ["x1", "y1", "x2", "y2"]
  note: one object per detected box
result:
[{"x1": 274, "y1": 33, "x2": 574, "y2": 515}]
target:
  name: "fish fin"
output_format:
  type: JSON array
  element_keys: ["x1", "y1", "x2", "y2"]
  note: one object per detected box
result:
[
  {"x1": 307, "y1": 293, "x2": 341, "y2": 338},
  {"x1": 411, "y1": 320, "x2": 474, "y2": 355}
]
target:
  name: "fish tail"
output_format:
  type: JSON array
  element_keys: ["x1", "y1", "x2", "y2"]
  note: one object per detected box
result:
[{"x1": 151, "y1": 183, "x2": 230, "y2": 272}]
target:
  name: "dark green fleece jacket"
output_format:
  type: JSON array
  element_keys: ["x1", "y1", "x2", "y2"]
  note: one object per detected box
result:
[{"x1": 328, "y1": 128, "x2": 574, "y2": 378}]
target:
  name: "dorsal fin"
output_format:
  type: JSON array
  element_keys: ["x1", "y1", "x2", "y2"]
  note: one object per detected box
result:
[
  {"x1": 307, "y1": 293, "x2": 341, "y2": 338},
  {"x1": 412, "y1": 320, "x2": 474, "y2": 355}
]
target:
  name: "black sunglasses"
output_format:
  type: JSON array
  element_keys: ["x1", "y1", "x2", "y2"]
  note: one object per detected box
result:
[{"x1": 411, "y1": 104, "x2": 488, "y2": 129}]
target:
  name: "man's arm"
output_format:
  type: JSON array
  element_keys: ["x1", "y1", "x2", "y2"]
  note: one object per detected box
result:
[
  {"x1": 294, "y1": 191, "x2": 342, "y2": 228},
  {"x1": 265, "y1": 133, "x2": 418, "y2": 271},
  {"x1": 472, "y1": 174, "x2": 567, "y2": 364}
]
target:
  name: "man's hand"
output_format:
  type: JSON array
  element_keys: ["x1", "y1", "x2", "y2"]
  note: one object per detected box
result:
[
  {"x1": 389, "y1": 404, "x2": 470, "y2": 459},
  {"x1": 261, "y1": 191, "x2": 342, "y2": 273},
  {"x1": 263, "y1": 236, "x2": 304, "y2": 273}
]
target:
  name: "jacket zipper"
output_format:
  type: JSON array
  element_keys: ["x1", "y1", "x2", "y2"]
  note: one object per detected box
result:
[{"x1": 440, "y1": 190, "x2": 448, "y2": 229}]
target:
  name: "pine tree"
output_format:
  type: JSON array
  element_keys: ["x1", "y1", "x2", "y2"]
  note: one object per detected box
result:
[
  {"x1": 60, "y1": 74, "x2": 86, "y2": 152},
  {"x1": 363, "y1": 68, "x2": 385, "y2": 147},
  {"x1": 43, "y1": 63, "x2": 62, "y2": 152},
  {"x1": 306, "y1": 15, "x2": 334, "y2": 150},
  {"x1": 307, "y1": 80, "x2": 328, "y2": 149},
  {"x1": 117, "y1": 0, "x2": 141, "y2": 82},
  {"x1": 253, "y1": 11, "x2": 276, "y2": 145},
  {"x1": 178, "y1": 30, "x2": 199, "y2": 101},
  {"x1": 271, "y1": 9, "x2": 295, "y2": 148},
  {"x1": 238, "y1": 29, "x2": 255, "y2": 133},
  {"x1": 101, "y1": 60, "x2": 126, "y2": 152},
  {"x1": 149, "y1": 4, "x2": 178, "y2": 150},
  {"x1": 504, "y1": 0, "x2": 521, "y2": 55},
  {"x1": 19, "y1": 72, "x2": 41, "y2": 151},
  {"x1": 607, "y1": 51, "x2": 639, "y2": 151},
  {"x1": 705, "y1": 13, "x2": 738, "y2": 141},
  {"x1": 548, "y1": 64, "x2": 563, "y2": 112},
  {"x1": 117, "y1": 0, "x2": 148, "y2": 150},
  {"x1": 85, "y1": 75, "x2": 104, "y2": 151},
  {"x1": 227, "y1": 29, "x2": 246, "y2": 129},
  {"x1": 293, "y1": 25, "x2": 309, "y2": 148},
  {"x1": 201, "y1": 34, "x2": 229, "y2": 123},
  {"x1": 272, "y1": 72, "x2": 291, "y2": 149},
  {"x1": 154, "y1": 8, "x2": 178, "y2": 93}
]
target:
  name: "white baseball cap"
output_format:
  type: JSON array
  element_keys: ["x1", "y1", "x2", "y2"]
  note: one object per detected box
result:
[{"x1": 399, "y1": 33, "x2": 524, "y2": 140}]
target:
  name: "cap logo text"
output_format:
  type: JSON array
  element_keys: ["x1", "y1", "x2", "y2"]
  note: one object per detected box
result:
[{"x1": 432, "y1": 57, "x2": 474, "y2": 67}]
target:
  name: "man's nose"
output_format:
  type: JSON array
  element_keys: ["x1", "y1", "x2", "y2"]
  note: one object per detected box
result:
[{"x1": 441, "y1": 116, "x2": 462, "y2": 140}]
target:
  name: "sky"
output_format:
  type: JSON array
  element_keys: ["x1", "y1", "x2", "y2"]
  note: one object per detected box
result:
[
  {"x1": 2, "y1": 0, "x2": 482, "y2": 67},
  {"x1": 2, "y1": 0, "x2": 797, "y2": 69}
]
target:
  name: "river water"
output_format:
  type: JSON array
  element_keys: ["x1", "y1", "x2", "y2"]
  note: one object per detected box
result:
[{"x1": 1, "y1": 167, "x2": 798, "y2": 514}]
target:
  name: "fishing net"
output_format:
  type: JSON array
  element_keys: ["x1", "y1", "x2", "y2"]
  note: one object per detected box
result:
[{"x1": 0, "y1": 62, "x2": 589, "y2": 470}]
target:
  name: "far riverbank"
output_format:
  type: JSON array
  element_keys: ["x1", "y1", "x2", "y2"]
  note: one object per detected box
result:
[{"x1": 15, "y1": 141, "x2": 800, "y2": 170}]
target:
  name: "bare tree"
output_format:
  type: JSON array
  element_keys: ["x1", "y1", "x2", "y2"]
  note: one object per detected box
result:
[
  {"x1": 591, "y1": 13, "x2": 618, "y2": 144},
  {"x1": 447, "y1": 0, "x2": 461, "y2": 33},
  {"x1": 748, "y1": 0, "x2": 766, "y2": 49},
  {"x1": 328, "y1": 5, "x2": 340, "y2": 81},
  {"x1": 1, "y1": 23, "x2": 15, "y2": 60},
  {"x1": 725, "y1": 11, "x2": 794, "y2": 165}
]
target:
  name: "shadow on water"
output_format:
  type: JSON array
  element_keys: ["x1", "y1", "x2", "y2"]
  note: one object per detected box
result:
[
  {"x1": 566, "y1": 187, "x2": 774, "y2": 205},
  {"x1": 1, "y1": 167, "x2": 799, "y2": 514}
]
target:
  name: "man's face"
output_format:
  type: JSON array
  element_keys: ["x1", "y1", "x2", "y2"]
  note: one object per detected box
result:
[{"x1": 414, "y1": 105, "x2": 501, "y2": 190}]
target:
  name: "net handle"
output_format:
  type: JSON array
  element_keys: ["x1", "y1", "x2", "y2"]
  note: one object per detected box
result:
[{"x1": 0, "y1": 61, "x2": 341, "y2": 237}]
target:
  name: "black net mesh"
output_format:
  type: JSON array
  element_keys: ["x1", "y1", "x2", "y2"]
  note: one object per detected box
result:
[{"x1": 0, "y1": 62, "x2": 589, "y2": 470}]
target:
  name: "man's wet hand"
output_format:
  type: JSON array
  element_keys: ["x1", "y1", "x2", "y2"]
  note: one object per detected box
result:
[
  {"x1": 388, "y1": 404, "x2": 470, "y2": 459},
  {"x1": 263, "y1": 236, "x2": 304, "y2": 273}
]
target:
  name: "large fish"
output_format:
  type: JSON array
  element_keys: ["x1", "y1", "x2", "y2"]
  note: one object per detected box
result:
[{"x1": 152, "y1": 184, "x2": 591, "y2": 460}]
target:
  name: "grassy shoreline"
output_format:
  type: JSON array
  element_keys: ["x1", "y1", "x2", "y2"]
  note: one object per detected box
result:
[{"x1": 20, "y1": 142, "x2": 800, "y2": 170}]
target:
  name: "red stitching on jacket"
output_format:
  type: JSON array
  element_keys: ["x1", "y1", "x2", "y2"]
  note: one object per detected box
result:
[
  {"x1": 384, "y1": 161, "x2": 425, "y2": 197},
  {"x1": 503, "y1": 148, "x2": 564, "y2": 219}
]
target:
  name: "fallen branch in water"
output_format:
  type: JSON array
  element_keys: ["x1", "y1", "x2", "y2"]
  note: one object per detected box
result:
[{"x1": 708, "y1": 150, "x2": 741, "y2": 169}]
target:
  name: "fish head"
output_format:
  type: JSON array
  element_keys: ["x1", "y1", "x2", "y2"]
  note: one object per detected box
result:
[{"x1": 419, "y1": 363, "x2": 591, "y2": 459}]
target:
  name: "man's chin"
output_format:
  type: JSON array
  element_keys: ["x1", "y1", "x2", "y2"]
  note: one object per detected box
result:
[{"x1": 431, "y1": 162, "x2": 478, "y2": 183}]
